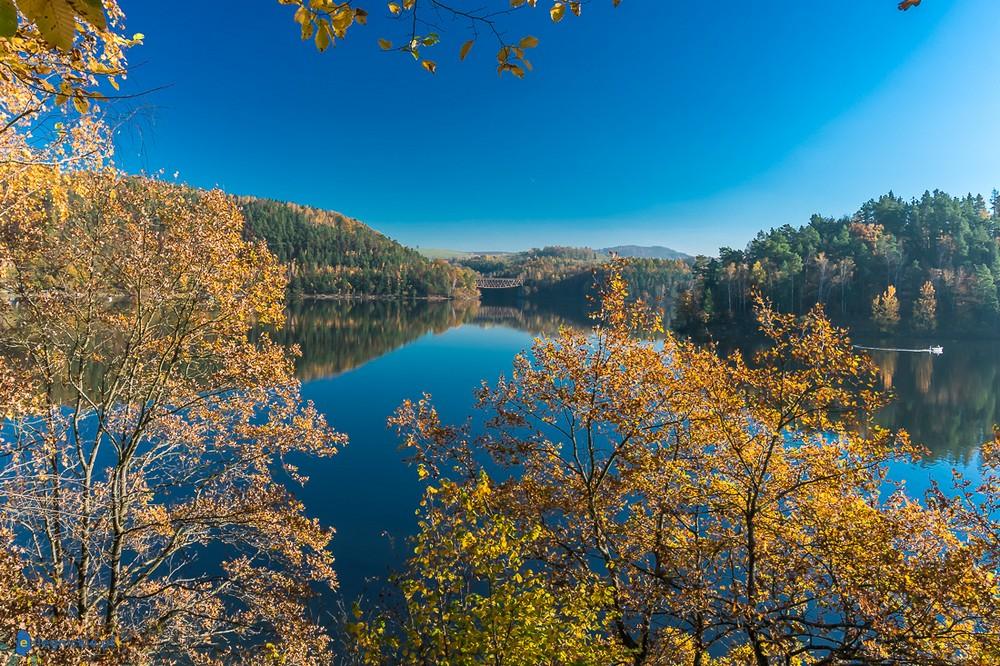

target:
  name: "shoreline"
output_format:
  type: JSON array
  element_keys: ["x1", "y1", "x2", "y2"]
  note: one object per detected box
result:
[{"x1": 293, "y1": 293, "x2": 480, "y2": 303}]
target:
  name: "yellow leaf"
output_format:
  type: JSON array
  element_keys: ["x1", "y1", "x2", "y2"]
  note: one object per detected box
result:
[
  {"x1": 378, "y1": 37, "x2": 392, "y2": 50},
  {"x1": 19, "y1": 0, "x2": 76, "y2": 51},
  {"x1": 459, "y1": 39, "x2": 474, "y2": 61},
  {"x1": 66, "y1": 0, "x2": 106, "y2": 30},
  {"x1": 331, "y1": 7, "x2": 353, "y2": 36},
  {"x1": 388, "y1": 2, "x2": 401, "y2": 14},
  {"x1": 314, "y1": 23, "x2": 330, "y2": 51},
  {"x1": 570, "y1": 1, "x2": 581, "y2": 16},
  {"x1": 421, "y1": 59, "x2": 436, "y2": 74},
  {"x1": 549, "y1": 2, "x2": 565, "y2": 23},
  {"x1": 71, "y1": 94, "x2": 89, "y2": 113},
  {"x1": 518, "y1": 35, "x2": 539, "y2": 49}
]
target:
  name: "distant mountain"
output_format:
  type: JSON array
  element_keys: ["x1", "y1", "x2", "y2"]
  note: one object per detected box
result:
[
  {"x1": 239, "y1": 198, "x2": 477, "y2": 299},
  {"x1": 600, "y1": 245, "x2": 693, "y2": 261}
]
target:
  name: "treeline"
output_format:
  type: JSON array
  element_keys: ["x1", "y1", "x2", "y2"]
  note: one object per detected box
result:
[
  {"x1": 459, "y1": 246, "x2": 693, "y2": 307},
  {"x1": 463, "y1": 190, "x2": 1000, "y2": 335},
  {"x1": 689, "y1": 189, "x2": 1000, "y2": 333},
  {"x1": 460, "y1": 246, "x2": 602, "y2": 295},
  {"x1": 240, "y1": 198, "x2": 478, "y2": 299}
]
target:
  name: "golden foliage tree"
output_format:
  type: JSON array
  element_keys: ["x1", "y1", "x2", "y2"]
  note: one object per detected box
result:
[
  {"x1": 363, "y1": 262, "x2": 998, "y2": 665},
  {"x1": 912, "y1": 279, "x2": 937, "y2": 332},
  {"x1": 871, "y1": 284, "x2": 901, "y2": 333},
  {"x1": 0, "y1": 167, "x2": 345, "y2": 663},
  {"x1": 348, "y1": 467, "x2": 626, "y2": 665}
]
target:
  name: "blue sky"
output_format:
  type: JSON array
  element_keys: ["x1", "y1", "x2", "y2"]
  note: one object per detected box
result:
[{"x1": 115, "y1": 0, "x2": 1000, "y2": 255}]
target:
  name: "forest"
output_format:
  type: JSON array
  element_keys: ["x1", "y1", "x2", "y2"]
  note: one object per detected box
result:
[
  {"x1": 241, "y1": 198, "x2": 478, "y2": 299},
  {"x1": 464, "y1": 190, "x2": 1000, "y2": 335},
  {"x1": 694, "y1": 189, "x2": 1000, "y2": 333}
]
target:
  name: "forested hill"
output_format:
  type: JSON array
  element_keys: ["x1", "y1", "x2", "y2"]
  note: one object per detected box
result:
[
  {"x1": 689, "y1": 189, "x2": 1000, "y2": 333},
  {"x1": 239, "y1": 198, "x2": 478, "y2": 299},
  {"x1": 457, "y1": 191, "x2": 1000, "y2": 336},
  {"x1": 602, "y1": 245, "x2": 692, "y2": 261}
]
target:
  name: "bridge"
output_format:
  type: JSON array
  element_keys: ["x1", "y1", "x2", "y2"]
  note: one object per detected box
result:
[{"x1": 475, "y1": 277, "x2": 524, "y2": 289}]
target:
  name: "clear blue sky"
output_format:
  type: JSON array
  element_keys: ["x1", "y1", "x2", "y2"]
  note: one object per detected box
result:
[{"x1": 115, "y1": 1, "x2": 1000, "y2": 255}]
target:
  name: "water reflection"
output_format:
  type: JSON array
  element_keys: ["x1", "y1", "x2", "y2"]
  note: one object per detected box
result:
[
  {"x1": 274, "y1": 299, "x2": 993, "y2": 607},
  {"x1": 269, "y1": 299, "x2": 479, "y2": 380},
  {"x1": 278, "y1": 300, "x2": 996, "y2": 464},
  {"x1": 272, "y1": 298, "x2": 589, "y2": 381},
  {"x1": 866, "y1": 342, "x2": 1000, "y2": 463}
]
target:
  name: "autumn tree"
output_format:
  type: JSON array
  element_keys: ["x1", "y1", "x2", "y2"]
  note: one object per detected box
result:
[
  {"x1": 348, "y1": 466, "x2": 626, "y2": 665},
  {"x1": 872, "y1": 284, "x2": 901, "y2": 333},
  {"x1": 0, "y1": 0, "x2": 136, "y2": 149},
  {"x1": 0, "y1": 168, "x2": 344, "y2": 663},
  {"x1": 912, "y1": 279, "x2": 937, "y2": 332},
  {"x1": 357, "y1": 262, "x2": 996, "y2": 665}
]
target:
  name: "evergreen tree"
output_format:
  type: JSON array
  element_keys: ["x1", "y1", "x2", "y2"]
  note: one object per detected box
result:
[{"x1": 970, "y1": 264, "x2": 1000, "y2": 320}]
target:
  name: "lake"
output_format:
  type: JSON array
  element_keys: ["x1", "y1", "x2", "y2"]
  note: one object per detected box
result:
[{"x1": 275, "y1": 298, "x2": 998, "y2": 606}]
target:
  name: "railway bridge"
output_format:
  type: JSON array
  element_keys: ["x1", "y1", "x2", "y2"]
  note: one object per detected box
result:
[{"x1": 475, "y1": 277, "x2": 524, "y2": 289}]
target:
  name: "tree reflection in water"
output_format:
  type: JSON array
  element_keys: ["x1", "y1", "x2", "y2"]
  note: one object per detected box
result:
[
  {"x1": 868, "y1": 342, "x2": 1000, "y2": 463},
  {"x1": 272, "y1": 300, "x2": 997, "y2": 464}
]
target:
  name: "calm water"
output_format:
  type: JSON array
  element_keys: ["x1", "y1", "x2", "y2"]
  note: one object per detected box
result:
[{"x1": 277, "y1": 299, "x2": 998, "y2": 605}]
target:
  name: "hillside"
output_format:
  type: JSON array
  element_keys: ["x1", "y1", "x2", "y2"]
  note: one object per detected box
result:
[
  {"x1": 601, "y1": 245, "x2": 693, "y2": 261},
  {"x1": 239, "y1": 198, "x2": 478, "y2": 299},
  {"x1": 458, "y1": 246, "x2": 693, "y2": 309},
  {"x1": 675, "y1": 189, "x2": 1000, "y2": 334}
]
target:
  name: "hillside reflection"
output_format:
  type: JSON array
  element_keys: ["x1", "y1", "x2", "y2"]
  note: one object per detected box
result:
[
  {"x1": 275, "y1": 300, "x2": 995, "y2": 464},
  {"x1": 266, "y1": 299, "x2": 474, "y2": 380},
  {"x1": 273, "y1": 299, "x2": 587, "y2": 381},
  {"x1": 867, "y1": 342, "x2": 1000, "y2": 463}
]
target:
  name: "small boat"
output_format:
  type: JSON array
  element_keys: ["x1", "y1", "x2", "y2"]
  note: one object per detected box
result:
[{"x1": 853, "y1": 344, "x2": 944, "y2": 355}]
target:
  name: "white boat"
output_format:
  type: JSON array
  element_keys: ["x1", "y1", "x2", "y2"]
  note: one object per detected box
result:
[{"x1": 854, "y1": 344, "x2": 944, "y2": 355}]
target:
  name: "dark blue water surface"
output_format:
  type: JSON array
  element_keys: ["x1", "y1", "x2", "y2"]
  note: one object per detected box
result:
[{"x1": 278, "y1": 299, "x2": 996, "y2": 606}]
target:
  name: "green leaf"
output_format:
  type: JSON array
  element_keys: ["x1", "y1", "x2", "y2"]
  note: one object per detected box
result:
[{"x1": 0, "y1": 0, "x2": 17, "y2": 38}]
